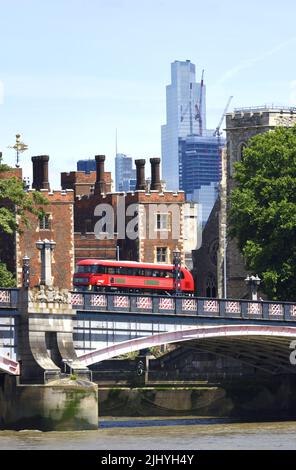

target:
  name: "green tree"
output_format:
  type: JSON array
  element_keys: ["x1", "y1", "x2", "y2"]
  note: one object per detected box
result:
[
  {"x1": 0, "y1": 155, "x2": 47, "y2": 287},
  {"x1": 0, "y1": 262, "x2": 16, "y2": 287},
  {"x1": 229, "y1": 125, "x2": 296, "y2": 301}
]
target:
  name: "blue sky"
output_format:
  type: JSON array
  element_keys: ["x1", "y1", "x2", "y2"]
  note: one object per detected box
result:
[{"x1": 1, "y1": 0, "x2": 296, "y2": 187}]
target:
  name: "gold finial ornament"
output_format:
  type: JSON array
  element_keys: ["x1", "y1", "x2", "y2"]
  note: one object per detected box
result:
[{"x1": 8, "y1": 133, "x2": 28, "y2": 167}]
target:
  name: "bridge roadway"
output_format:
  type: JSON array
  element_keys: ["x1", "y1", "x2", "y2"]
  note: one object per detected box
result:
[{"x1": 1, "y1": 289, "x2": 296, "y2": 375}]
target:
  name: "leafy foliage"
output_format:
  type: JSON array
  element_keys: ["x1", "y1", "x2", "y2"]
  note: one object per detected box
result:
[
  {"x1": 0, "y1": 262, "x2": 16, "y2": 287},
  {"x1": 0, "y1": 175, "x2": 46, "y2": 235},
  {"x1": 229, "y1": 125, "x2": 296, "y2": 300}
]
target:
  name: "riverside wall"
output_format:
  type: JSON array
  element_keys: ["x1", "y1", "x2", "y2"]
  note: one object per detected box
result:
[{"x1": 0, "y1": 375, "x2": 98, "y2": 431}]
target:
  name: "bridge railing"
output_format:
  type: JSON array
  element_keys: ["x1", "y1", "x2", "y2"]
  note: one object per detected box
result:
[
  {"x1": 71, "y1": 291, "x2": 296, "y2": 322},
  {"x1": 0, "y1": 289, "x2": 19, "y2": 308}
]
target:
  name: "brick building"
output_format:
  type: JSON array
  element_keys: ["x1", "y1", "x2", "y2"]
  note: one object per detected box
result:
[
  {"x1": 61, "y1": 156, "x2": 190, "y2": 266},
  {"x1": 1, "y1": 151, "x2": 198, "y2": 290},
  {"x1": 1, "y1": 155, "x2": 75, "y2": 289},
  {"x1": 61, "y1": 168, "x2": 112, "y2": 197}
]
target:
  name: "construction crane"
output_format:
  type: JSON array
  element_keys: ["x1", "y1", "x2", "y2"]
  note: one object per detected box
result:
[
  {"x1": 213, "y1": 96, "x2": 233, "y2": 138},
  {"x1": 180, "y1": 83, "x2": 194, "y2": 135},
  {"x1": 180, "y1": 69, "x2": 205, "y2": 136},
  {"x1": 194, "y1": 69, "x2": 204, "y2": 136}
]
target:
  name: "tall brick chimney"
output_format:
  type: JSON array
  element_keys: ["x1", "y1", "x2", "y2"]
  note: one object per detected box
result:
[
  {"x1": 135, "y1": 159, "x2": 146, "y2": 191},
  {"x1": 150, "y1": 157, "x2": 161, "y2": 191},
  {"x1": 94, "y1": 155, "x2": 105, "y2": 194},
  {"x1": 32, "y1": 155, "x2": 50, "y2": 191}
]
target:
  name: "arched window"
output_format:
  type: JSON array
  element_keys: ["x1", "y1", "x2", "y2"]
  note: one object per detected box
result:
[
  {"x1": 206, "y1": 273, "x2": 217, "y2": 298},
  {"x1": 209, "y1": 239, "x2": 219, "y2": 266},
  {"x1": 238, "y1": 142, "x2": 247, "y2": 161}
]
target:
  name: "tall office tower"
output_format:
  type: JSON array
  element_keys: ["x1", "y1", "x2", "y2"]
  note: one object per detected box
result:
[
  {"x1": 178, "y1": 134, "x2": 224, "y2": 226},
  {"x1": 77, "y1": 159, "x2": 96, "y2": 173},
  {"x1": 161, "y1": 60, "x2": 206, "y2": 190},
  {"x1": 115, "y1": 153, "x2": 137, "y2": 192}
]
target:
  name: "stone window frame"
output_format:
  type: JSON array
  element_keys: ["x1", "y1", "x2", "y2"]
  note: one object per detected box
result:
[
  {"x1": 208, "y1": 239, "x2": 219, "y2": 266},
  {"x1": 39, "y1": 213, "x2": 51, "y2": 231},
  {"x1": 238, "y1": 142, "x2": 248, "y2": 161},
  {"x1": 155, "y1": 246, "x2": 168, "y2": 263},
  {"x1": 155, "y1": 212, "x2": 171, "y2": 231},
  {"x1": 205, "y1": 272, "x2": 217, "y2": 298}
]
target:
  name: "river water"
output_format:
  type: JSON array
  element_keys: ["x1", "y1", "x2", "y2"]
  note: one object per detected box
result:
[{"x1": 0, "y1": 418, "x2": 295, "y2": 450}]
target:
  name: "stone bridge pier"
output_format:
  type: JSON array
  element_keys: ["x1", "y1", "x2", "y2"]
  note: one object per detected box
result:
[
  {"x1": 0, "y1": 286, "x2": 98, "y2": 431},
  {"x1": 18, "y1": 286, "x2": 90, "y2": 383}
]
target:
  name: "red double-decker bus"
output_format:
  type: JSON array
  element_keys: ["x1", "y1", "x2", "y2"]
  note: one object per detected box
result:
[{"x1": 73, "y1": 259, "x2": 194, "y2": 295}]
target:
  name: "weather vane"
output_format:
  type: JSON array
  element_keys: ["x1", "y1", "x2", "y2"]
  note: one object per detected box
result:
[{"x1": 8, "y1": 133, "x2": 28, "y2": 168}]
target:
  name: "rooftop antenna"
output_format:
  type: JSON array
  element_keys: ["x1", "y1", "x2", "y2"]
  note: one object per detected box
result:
[
  {"x1": 189, "y1": 83, "x2": 193, "y2": 135},
  {"x1": 8, "y1": 133, "x2": 28, "y2": 168},
  {"x1": 115, "y1": 128, "x2": 118, "y2": 156}
]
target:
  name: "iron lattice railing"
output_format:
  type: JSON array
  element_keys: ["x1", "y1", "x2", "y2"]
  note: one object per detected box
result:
[{"x1": 71, "y1": 291, "x2": 296, "y2": 321}]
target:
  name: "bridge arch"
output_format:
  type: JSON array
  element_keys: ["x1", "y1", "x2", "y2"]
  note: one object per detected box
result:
[{"x1": 78, "y1": 324, "x2": 296, "y2": 374}]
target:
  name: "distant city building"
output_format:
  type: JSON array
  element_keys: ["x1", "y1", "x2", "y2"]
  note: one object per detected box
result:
[
  {"x1": 77, "y1": 159, "x2": 96, "y2": 173},
  {"x1": 178, "y1": 134, "x2": 224, "y2": 226},
  {"x1": 115, "y1": 153, "x2": 136, "y2": 192},
  {"x1": 161, "y1": 60, "x2": 206, "y2": 190},
  {"x1": 192, "y1": 182, "x2": 219, "y2": 228},
  {"x1": 183, "y1": 201, "x2": 201, "y2": 270}
]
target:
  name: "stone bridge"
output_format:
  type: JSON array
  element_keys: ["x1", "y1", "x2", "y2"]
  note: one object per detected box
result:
[{"x1": 1, "y1": 289, "x2": 296, "y2": 376}]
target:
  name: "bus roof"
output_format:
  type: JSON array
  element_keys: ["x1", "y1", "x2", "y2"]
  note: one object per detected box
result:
[{"x1": 76, "y1": 259, "x2": 178, "y2": 270}]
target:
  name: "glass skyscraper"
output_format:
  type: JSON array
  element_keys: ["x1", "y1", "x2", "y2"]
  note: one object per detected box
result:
[
  {"x1": 178, "y1": 134, "x2": 225, "y2": 226},
  {"x1": 77, "y1": 159, "x2": 96, "y2": 173},
  {"x1": 115, "y1": 153, "x2": 136, "y2": 192},
  {"x1": 161, "y1": 60, "x2": 206, "y2": 190}
]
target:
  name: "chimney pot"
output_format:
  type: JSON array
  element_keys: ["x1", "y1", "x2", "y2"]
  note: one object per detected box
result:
[
  {"x1": 150, "y1": 157, "x2": 161, "y2": 191},
  {"x1": 94, "y1": 154, "x2": 105, "y2": 194},
  {"x1": 135, "y1": 159, "x2": 146, "y2": 190},
  {"x1": 31, "y1": 155, "x2": 50, "y2": 191}
]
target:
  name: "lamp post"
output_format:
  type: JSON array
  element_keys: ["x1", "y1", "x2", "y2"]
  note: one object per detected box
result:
[
  {"x1": 173, "y1": 248, "x2": 181, "y2": 296},
  {"x1": 22, "y1": 256, "x2": 30, "y2": 288},
  {"x1": 223, "y1": 234, "x2": 227, "y2": 298},
  {"x1": 245, "y1": 274, "x2": 261, "y2": 301}
]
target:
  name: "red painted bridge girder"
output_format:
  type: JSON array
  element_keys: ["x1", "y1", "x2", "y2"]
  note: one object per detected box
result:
[{"x1": 78, "y1": 324, "x2": 296, "y2": 372}]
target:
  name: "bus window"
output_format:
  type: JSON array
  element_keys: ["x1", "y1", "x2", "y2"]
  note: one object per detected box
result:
[
  {"x1": 96, "y1": 265, "x2": 105, "y2": 274},
  {"x1": 77, "y1": 264, "x2": 105, "y2": 274},
  {"x1": 119, "y1": 267, "x2": 128, "y2": 275}
]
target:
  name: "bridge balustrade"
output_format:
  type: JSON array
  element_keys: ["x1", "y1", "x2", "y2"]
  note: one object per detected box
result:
[
  {"x1": 70, "y1": 291, "x2": 296, "y2": 322},
  {"x1": 1, "y1": 288, "x2": 296, "y2": 322}
]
